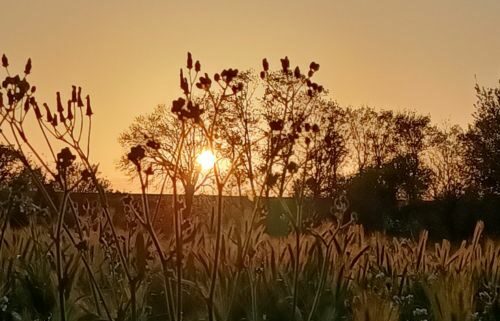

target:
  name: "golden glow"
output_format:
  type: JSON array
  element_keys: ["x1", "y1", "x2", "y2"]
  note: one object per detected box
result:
[
  {"x1": 4, "y1": 1, "x2": 500, "y2": 192},
  {"x1": 197, "y1": 150, "x2": 216, "y2": 171}
]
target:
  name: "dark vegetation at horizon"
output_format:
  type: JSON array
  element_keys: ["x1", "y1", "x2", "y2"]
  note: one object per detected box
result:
[{"x1": 1, "y1": 52, "x2": 500, "y2": 320}]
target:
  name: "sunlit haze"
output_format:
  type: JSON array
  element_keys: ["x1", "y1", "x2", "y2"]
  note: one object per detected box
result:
[
  {"x1": 197, "y1": 150, "x2": 216, "y2": 172},
  {"x1": 2, "y1": 0, "x2": 500, "y2": 191}
]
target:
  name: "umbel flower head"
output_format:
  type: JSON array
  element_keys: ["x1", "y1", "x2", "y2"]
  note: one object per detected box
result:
[
  {"x1": 128, "y1": 145, "x2": 146, "y2": 170},
  {"x1": 56, "y1": 147, "x2": 76, "y2": 172},
  {"x1": 171, "y1": 97, "x2": 204, "y2": 122}
]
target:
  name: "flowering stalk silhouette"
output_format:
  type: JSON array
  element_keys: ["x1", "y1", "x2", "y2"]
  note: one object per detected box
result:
[
  {"x1": 0, "y1": 55, "x2": 120, "y2": 321},
  {"x1": 3, "y1": 52, "x2": 492, "y2": 321}
]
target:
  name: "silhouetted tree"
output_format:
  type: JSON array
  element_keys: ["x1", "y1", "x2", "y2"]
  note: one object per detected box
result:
[
  {"x1": 48, "y1": 162, "x2": 112, "y2": 193},
  {"x1": 347, "y1": 165, "x2": 397, "y2": 230},
  {"x1": 426, "y1": 124, "x2": 468, "y2": 199},
  {"x1": 0, "y1": 145, "x2": 51, "y2": 229},
  {"x1": 260, "y1": 57, "x2": 325, "y2": 197},
  {"x1": 347, "y1": 153, "x2": 432, "y2": 230},
  {"x1": 0, "y1": 144, "x2": 22, "y2": 185},
  {"x1": 303, "y1": 100, "x2": 349, "y2": 198},
  {"x1": 119, "y1": 104, "x2": 209, "y2": 216},
  {"x1": 346, "y1": 106, "x2": 374, "y2": 172},
  {"x1": 346, "y1": 107, "x2": 397, "y2": 172},
  {"x1": 392, "y1": 111, "x2": 433, "y2": 201},
  {"x1": 462, "y1": 81, "x2": 500, "y2": 196}
]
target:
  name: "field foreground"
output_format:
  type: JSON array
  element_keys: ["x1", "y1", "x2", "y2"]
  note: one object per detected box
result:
[{"x1": 1, "y1": 212, "x2": 499, "y2": 321}]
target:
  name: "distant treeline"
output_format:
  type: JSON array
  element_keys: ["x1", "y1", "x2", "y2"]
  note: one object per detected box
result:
[
  {"x1": 2, "y1": 53, "x2": 500, "y2": 241},
  {"x1": 2, "y1": 188, "x2": 498, "y2": 242},
  {"x1": 116, "y1": 58, "x2": 500, "y2": 239}
]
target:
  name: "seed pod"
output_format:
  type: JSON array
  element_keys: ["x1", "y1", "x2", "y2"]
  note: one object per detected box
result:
[
  {"x1": 1, "y1": 54, "x2": 8, "y2": 68},
  {"x1": 77, "y1": 87, "x2": 84, "y2": 107},
  {"x1": 71, "y1": 85, "x2": 77, "y2": 102},
  {"x1": 280, "y1": 56, "x2": 290, "y2": 73},
  {"x1": 294, "y1": 66, "x2": 301, "y2": 79},
  {"x1": 85, "y1": 95, "x2": 93, "y2": 116},
  {"x1": 7, "y1": 90, "x2": 14, "y2": 106},
  {"x1": 34, "y1": 104, "x2": 42, "y2": 119},
  {"x1": 24, "y1": 98, "x2": 30, "y2": 111},
  {"x1": 187, "y1": 52, "x2": 193, "y2": 69},
  {"x1": 43, "y1": 103, "x2": 52, "y2": 122},
  {"x1": 262, "y1": 58, "x2": 269, "y2": 71},
  {"x1": 24, "y1": 58, "x2": 32, "y2": 75},
  {"x1": 57, "y1": 92, "x2": 64, "y2": 113},
  {"x1": 195, "y1": 60, "x2": 201, "y2": 72},
  {"x1": 67, "y1": 100, "x2": 73, "y2": 120}
]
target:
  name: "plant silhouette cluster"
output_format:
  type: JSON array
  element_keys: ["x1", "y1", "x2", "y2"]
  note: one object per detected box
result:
[{"x1": 1, "y1": 53, "x2": 500, "y2": 321}]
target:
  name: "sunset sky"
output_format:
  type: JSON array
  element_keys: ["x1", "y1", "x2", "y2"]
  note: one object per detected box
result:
[{"x1": 3, "y1": 0, "x2": 500, "y2": 191}]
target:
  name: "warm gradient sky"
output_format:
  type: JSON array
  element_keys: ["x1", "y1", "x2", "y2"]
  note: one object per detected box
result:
[{"x1": 2, "y1": 0, "x2": 500, "y2": 191}]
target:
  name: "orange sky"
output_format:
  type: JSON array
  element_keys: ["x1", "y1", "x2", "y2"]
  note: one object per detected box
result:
[{"x1": 2, "y1": 0, "x2": 500, "y2": 191}]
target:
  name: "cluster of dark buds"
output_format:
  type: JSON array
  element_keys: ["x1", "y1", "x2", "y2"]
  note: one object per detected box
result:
[
  {"x1": 304, "y1": 123, "x2": 320, "y2": 133},
  {"x1": 260, "y1": 57, "x2": 324, "y2": 98},
  {"x1": 196, "y1": 73, "x2": 212, "y2": 90},
  {"x1": 1, "y1": 78, "x2": 92, "y2": 129},
  {"x1": 56, "y1": 147, "x2": 76, "y2": 172},
  {"x1": 128, "y1": 145, "x2": 146, "y2": 170},
  {"x1": 2, "y1": 75, "x2": 31, "y2": 105},
  {"x1": 286, "y1": 161, "x2": 298, "y2": 173},
  {"x1": 146, "y1": 139, "x2": 160, "y2": 150},
  {"x1": 269, "y1": 119, "x2": 284, "y2": 131},
  {"x1": 281, "y1": 56, "x2": 290, "y2": 73},
  {"x1": 1, "y1": 56, "x2": 35, "y2": 113},
  {"x1": 81, "y1": 168, "x2": 92, "y2": 181},
  {"x1": 219, "y1": 68, "x2": 239, "y2": 84},
  {"x1": 180, "y1": 69, "x2": 190, "y2": 95},
  {"x1": 171, "y1": 97, "x2": 204, "y2": 122},
  {"x1": 186, "y1": 52, "x2": 201, "y2": 72},
  {"x1": 306, "y1": 81, "x2": 323, "y2": 97}
]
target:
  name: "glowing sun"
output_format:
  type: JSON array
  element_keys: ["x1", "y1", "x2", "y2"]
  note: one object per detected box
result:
[{"x1": 197, "y1": 150, "x2": 216, "y2": 171}]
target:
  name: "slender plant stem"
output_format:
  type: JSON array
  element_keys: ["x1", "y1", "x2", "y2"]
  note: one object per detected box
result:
[
  {"x1": 207, "y1": 187, "x2": 223, "y2": 321},
  {"x1": 55, "y1": 191, "x2": 70, "y2": 321}
]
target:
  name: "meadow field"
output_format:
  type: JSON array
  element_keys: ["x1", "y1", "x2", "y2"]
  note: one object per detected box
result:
[
  {"x1": 1, "y1": 49, "x2": 500, "y2": 321},
  {"x1": 1, "y1": 202, "x2": 499, "y2": 321}
]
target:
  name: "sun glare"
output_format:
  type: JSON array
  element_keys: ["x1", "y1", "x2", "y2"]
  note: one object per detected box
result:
[{"x1": 197, "y1": 150, "x2": 216, "y2": 171}]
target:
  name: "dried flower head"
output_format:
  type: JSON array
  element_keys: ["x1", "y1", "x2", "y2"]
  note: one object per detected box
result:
[{"x1": 128, "y1": 145, "x2": 146, "y2": 169}]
